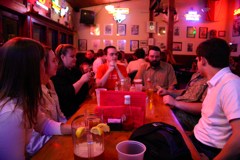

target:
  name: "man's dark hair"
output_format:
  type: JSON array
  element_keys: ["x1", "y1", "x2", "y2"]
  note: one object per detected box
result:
[
  {"x1": 134, "y1": 48, "x2": 145, "y2": 59},
  {"x1": 148, "y1": 46, "x2": 161, "y2": 55},
  {"x1": 196, "y1": 38, "x2": 230, "y2": 68},
  {"x1": 103, "y1": 46, "x2": 116, "y2": 55}
]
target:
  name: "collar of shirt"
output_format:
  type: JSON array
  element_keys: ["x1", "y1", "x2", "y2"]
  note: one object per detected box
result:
[
  {"x1": 207, "y1": 67, "x2": 231, "y2": 88},
  {"x1": 146, "y1": 62, "x2": 162, "y2": 71}
]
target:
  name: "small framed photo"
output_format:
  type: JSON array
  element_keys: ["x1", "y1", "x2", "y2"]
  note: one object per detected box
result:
[
  {"x1": 103, "y1": 39, "x2": 113, "y2": 47},
  {"x1": 187, "y1": 26, "x2": 196, "y2": 38},
  {"x1": 117, "y1": 24, "x2": 126, "y2": 36},
  {"x1": 158, "y1": 26, "x2": 166, "y2": 36},
  {"x1": 139, "y1": 40, "x2": 148, "y2": 48},
  {"x1": 174, "y1": 26, "x2": 180, "y2": 36},
  {"x1": 131, "y1": 25, "x2": 139, "y2": 35},
  {"x1": 187, "y1": 43, "x2": 193, "y2": 52},
  {"x1": 147, "y1": 21, "x2": 156, "y2": 33},
  {"x1": 78, "y1": 39, "x2": 87, "y2": 51},
  {"x1": 130, "y1": 40, "x2": 139, "y2": 52},
  {"x1": 230, "y1": 43, "x2": 238, "y2": 52},
  {"x1": 199, "y1": 27, "x2": 208, "y2": 39},
  {"x1": 117, "y1": 40, "x2": 126, "y2": 51},
  {"x1": 104, "y1": 24, "x2": 113, "y2": 35},
  {"x1": 232, "y1": 19, "x2": 240, "y2": 37},
  {"x1": 218, "y1": 30, "x2": 226, "y2": 37},
  {"x1": 172, "y1": 42, "x2": 182, "y2": 51}
]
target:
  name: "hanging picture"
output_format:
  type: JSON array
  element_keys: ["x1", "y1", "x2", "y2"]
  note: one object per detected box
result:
[
  {"x1": 174, "y1": 26, "x2": 180, "y2": 36},
  {"x1": 91, "y1": 39, "x2": 100, "y2": 52},
  {"x1": 158, "y1": 27, "x2": 166, "y2": 36},
  {"x1": 117, "y1": 40, "x2": 126, "y2": 51},
  {"x1": 199, "y1": 27, "x2": 208, "y2": 39},
  {"x1": 218, "y1": 31, "x2": 226, "y2": 37},
  {"x1": 147, "y1": 21, "x2": 156, "y2": 33},
  {"x1": 104, "y1": 24, "x2": 113, "y2": 35},
  {"x1": 232, "y1": 18, "x2": 240, "y2": 37},
  {"x1": 117, "y1": 24, "x2": 126, "y2": 36},
  {"x1": 78, "y1": 39, "x2": 87, "y2": 51},
  {"x1": 139, "y1": 40, "x2": 148, "y2": 48},
  {"x1": 131, "y1": 25, "x2": 139, "y2": 35},
  {"x1": 172, "y1": 42, "x2": 182, "y2": 51},
  {"x1": 90, "y1": 24, "x2": 100, "y2": 36},
  {"x1": 103, "y1": 39, "x2": 113, "y2": 47},
  {"x1": 130, "y1": 40, "x2": 139, "y2": 52},
  {"x1": 187, "y1": 43, "x2": 193, "y2": 52},
  {"x1": 187, "y1": 26, "x2": 196, "y2": 38}
]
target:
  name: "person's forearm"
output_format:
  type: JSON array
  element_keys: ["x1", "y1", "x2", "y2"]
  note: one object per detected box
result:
[
  {"x1": 167, "y1": 89, "x2": 185, "y2": 98},
  {"x1": 96, "y1": 70, "x2": 111, "y2": 87},
  {"x1": 73, "y1": 79, "x2": 85, "y2": 94},
  {"x1": 60, "y1": 123, "x2": 72, "y2": 135},
  {"x1": 174, "y1": 101, "x2": 202, "y2": 115}
]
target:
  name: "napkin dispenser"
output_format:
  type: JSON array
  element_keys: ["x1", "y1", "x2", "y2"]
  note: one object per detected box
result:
[{"x1": 95, "y1": 91, "x2": 147, "y2": 129}]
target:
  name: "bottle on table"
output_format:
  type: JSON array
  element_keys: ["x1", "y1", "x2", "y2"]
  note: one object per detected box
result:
[{"x1": 122, "y1": 95, "x2": 134, "y2": 131}]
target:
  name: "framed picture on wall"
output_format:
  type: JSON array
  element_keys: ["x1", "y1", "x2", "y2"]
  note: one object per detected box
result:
[
  {"x1": 117, "y1": 40, "x2": 126, "y2": 51},
  {"x1": 232, "y1": 18, "x2": 240, "y2": 37},
  {"x1": 187, "y1": 26, "x2": 196, "y2": 38},
  {"x1": 199, "y1": 27, "x2": 208, "y2": 39},
  {"x1": 103, "y1": 39, "x2": 113, "y2": 47},
  {"x1": 172, "y1": 42, "x2": 182, "y2": 51},
  {"x1": 218, "y1": 30, "x2": 226, "y2": 37},
  {"x1": 130, "y1": 40, "x2": 139, "y2": 52},
  {"x1": 139, "y1": 40, "x2": 148, "y2": 48},
  {"x1": 187, "y1": 43, "x2": 193, "y2": 52},
  {"x1": 158, "y1": 26, "x2": 166, "y2": 36},
  {"x1": 78, "y1": 39, "x2": 87, "y2": 51},
  {"x1": 104, "y1": 24, "x2": 113, "y2": 35},
  {"x1": 174, "y1": 26, "x2": 180, "y2": 36},
  {"x1": 117, "y1": 24, "x2": 126, "y2": 36},
  {"x1": 131, "y1": 25, "x2": 139, "y2": 35}
]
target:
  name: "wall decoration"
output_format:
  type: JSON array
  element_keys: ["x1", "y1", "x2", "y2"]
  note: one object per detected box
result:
[
  {"x1": 174, "y1": 26, "x2": 180, "y2": 36},
  {"x1": 199, "y1": 27, "x2": 208, "y2": 39},
  {"x1": 117, "y1": 40, "x2": 126, "y2": 51},
  {"x1": 103, "y1": 39, "x2": 113, "y2": 47},
  {"x1": 91, "y1": 39, "x2": 100, "y2": 52},
  {"x1": 230, "y1": 43, "x2": 238, "y2": 52},
  {"x1": 148, "y1": 38, "x2": 155, "y2": 45},
  {"x1": 104, "y1": 24, "x2": 113, "y2": 35},
  {"x1": 130, "y1": 40, "x2": 139, "y2": 52},
  {"x1": 117, "y1": 24, "x2": 126, "y2": 36},
  {"x1": 218, "y1": 30, "x2": 226, "y2": 37},
  {"x1": 147, "y1": 21, "x2": 156, "y2": 33},
  {"x1": 232, "y1": 18, "x2": 240, "y2": 37},
  {"x1": 139, "y1": 40, "x2": 148, "y2": 48},
  {"x1": 172, "y1": 42, "x2": 182, "y2": 51},
  {"x1": 187, "y1": 43, "x2": 193, "y2": 52},
  {"x1": 158, "y1": 27, "x2": 166, "y2": 36},
  {"x1": 209, "y1": 29, "x2": 217, "y2": 38},
  {"x1": 187, "y1": 26, "x2": 196, "y2": 38},
  {"x1": 131, "y1": 25, "x2": 139, "y2": 35},
  {"x1": 78, "y1": 39, "x2": 87, "y2": 51},
  {"x1": 90, "y1": 24, "x2": 100, "y2": 36}
]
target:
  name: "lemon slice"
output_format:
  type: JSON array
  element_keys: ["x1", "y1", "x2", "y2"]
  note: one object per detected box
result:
[
  {"x1": 97, "y1": 123, "x2": 110, "y2": 132},
  {"x1": 75, "y1": 127, "x2": 85, "y2": 138},
  {"x1": 90, "y1": 126, "x2": 103, "y2": 136}
]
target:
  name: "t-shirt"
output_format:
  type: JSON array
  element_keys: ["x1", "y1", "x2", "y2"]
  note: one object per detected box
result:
[{"x1": 96, "y1": 63, "x2": 128, "y2": 90}]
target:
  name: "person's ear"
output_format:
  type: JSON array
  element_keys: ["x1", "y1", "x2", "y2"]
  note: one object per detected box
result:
[
  {"x1": 201, "y1": 57, "x2": 207, "y2": 66},
  {"x1": 60, "y1": 54, "x2": 65, "y2": 61}
]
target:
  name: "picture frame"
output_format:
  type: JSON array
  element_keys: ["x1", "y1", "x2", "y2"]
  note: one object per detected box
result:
[
  {"x1": 78, "y1": 39, "x2": 87, "y2": 51},
  {"x1": 187, "y1": 26, "x2": 196, "y2": 38},
  {"x1": 147, "y1": 21, "x2": 156, "y2": 33},
  {"x1": 117, "y1": 40, "x2": 126, "y2": 51},
  {"x1": 230, "y1": 43, "x2": 238, "y2": 52},
  {"x1": 187, "y1": 43, "x2": 193, "y2": 52},
  {"x1": 174, "y1": 26, "x2": 180, "y2": 36},
  {"x1": 103, "y1": 39, "x2": 113, "y2": 47},
  {"x1": 104, "y1": 24, "x2": 113, "y2": 35},
  {"x1": 218, "y1": 30, "x2": 226, "y2": 37},
  {"x1": 131, "y1": 25, "x2": 139, "y2": 35},
  {"x1": 130, "y1": 40, "x2": 139, "y2": 52},
  {"x1": 139, "y1": 40, "x2": 148, "y2": 48},
  {"x1": 158, "y1": 26, "x2": 166, "y2": 36},
  {"x1": 172, "y1": 42, "x2": 182, "y2": 51},
  {"x1": 232, "y1": 18, "x2": 240, "y2": 37},
  {"x1": 199, "y1": 27, "x2": 208, "y2": 39},
  {"x1": 117, "y1": 24, "x2": 126, "y2": 36}
]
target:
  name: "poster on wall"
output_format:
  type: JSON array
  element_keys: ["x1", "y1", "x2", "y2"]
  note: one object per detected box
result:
[
  {"x1": 117, "y1": 24, "x2": 126, "y2": 36},
  {"x1": 91, "y1": 39, "x2": 100, "y2": 52},
  {"x1": 103, "y1": 39, "x2": 113, "y2": 47},
  {"x1": 130, "y1": 40, "x2": 139, "y2": 52},
  {"x1": 117, "y1": 40, "x2": 126, "y2": 51},
  {"x1": 174, "y1": 26, "x2": 180, "y2": 36},
  {"x1": 232, "y1": 18, "x2": 240, "y2": 37},
  {"x1": 78, "y1": 39, "x2": 87, "y2": 51},
  {"x1": 104, "y1": 24, "x2": 113, "y2": 35},
  {"x1": 131, "y1": 25, "x2": 139, "y2": 35}
]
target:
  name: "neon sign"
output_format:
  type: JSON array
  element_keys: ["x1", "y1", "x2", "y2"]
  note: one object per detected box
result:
[
  {"x1": 185, "y1": 11, "x2": 201, "y2": 21},
  {"x1": 234, "y1": 8, "x2": 240, "y2": 15},
  {"x1": 36, "y1": 0, "x2": 48, "y2": 11}
]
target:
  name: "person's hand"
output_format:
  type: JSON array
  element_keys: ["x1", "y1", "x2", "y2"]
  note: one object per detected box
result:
[
  {"x1": 108, "y1": 61, "x2": 116, "y2": 72},
  {"x1": 163, "y1": 95, "x2": 176, "y2": 108},
  {"x1": 80, "y1": 72, "x2": 91, "y2": 83},
  {"x1": 157, "y1": 87, "x2": 168, "y2": 96}
]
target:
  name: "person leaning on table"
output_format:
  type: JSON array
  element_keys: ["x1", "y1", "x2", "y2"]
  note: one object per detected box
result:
[
  {"x1": 26, "y1": 45, "x2": 70, "y2": 157},
  {"x1": 0, "y1": 37, "x2": 71, "y2": 160},
  {"x1": 190, "y1": 38, "x2": 240, "y2": 160}
]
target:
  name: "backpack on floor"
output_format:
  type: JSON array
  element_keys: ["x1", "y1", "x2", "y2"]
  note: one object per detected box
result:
[{"x1": 129, "y1": 122, "x2": 192, "y2": 160}]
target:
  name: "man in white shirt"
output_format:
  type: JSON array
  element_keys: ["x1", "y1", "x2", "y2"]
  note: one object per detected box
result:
[
  {"x1": 127, "y1": 48, "x2": 146, "y2": 73},
  {"x1": 191, "y1": 38, "x2": 240, "y2": 160}
]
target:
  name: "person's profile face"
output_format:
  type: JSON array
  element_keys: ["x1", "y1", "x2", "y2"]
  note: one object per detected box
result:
[
  {"x1": 106, "y1": 48, "x2": 118, "y2": 62},
  {"x1": 61, "y1": 48, "x2": 76, "y2": 69},
  {"x1": 46, "y1": 50, "x2": 58, "y2": 77}
]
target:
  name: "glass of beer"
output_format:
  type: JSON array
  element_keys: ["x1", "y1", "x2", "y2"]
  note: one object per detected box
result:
[{"x1": 71, "y1": 114, "x2": 104, "y2": 160}]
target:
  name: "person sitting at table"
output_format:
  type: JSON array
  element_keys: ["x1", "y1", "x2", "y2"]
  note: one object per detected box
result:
[
  {"x1": 26, "y1": 45, "x2": 70, "y2": 156},
  {"x1": 51, "y1": 44, "x2": 92, "y2": 118},
  {"x1": 0, "y1": 37, "x2": 71, "y2": 160},
  {"x1": 157, "y1": 72, "x2": 208, "y2": 131},
  {"x1": 134, "y1": 46, "x2": 177, "y2": 90},
  {"x1": 191, "y1": 38, "x2": 240, "y2": 159},
  {"x1": 96, "y1": 46, "x2": 128, "y2": 90},
  {"x1": 127, "y1": 48, "x2": 147, "y2": 74},
  {"x1": 92, "y1": 49, "x2": 106, "y2": 74}
]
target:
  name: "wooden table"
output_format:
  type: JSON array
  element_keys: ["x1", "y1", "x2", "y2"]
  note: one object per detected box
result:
[{"x1": 32, "y1": 94, "x2": 200, "y2": 160}]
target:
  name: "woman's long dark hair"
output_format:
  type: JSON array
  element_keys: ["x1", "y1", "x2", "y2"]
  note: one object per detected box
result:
[{"x1": 0, "y1": 37, "x2": 44, "y2": 127}]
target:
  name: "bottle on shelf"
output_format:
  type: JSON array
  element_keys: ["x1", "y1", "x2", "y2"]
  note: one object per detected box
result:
[{"x1": 122, "y1": 95, "x2": 134, "y2": 131}]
